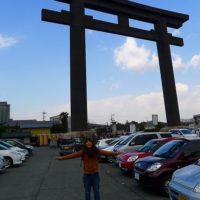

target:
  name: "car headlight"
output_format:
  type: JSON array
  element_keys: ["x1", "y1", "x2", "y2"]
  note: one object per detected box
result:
[
  {"x1": 146, "y1": 162, "x2": 162, "y2": 172},
  {"x1": 194, "y1": 184, "x2": 200, "y2": 193},
  {"x1": 127, "y1": 155, "x2": 139, "y2": 162}
]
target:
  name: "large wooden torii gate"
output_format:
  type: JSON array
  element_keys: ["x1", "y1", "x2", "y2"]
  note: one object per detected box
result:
[{"x1": 42, "y1": 0, "x2": 189, "y2": 131}]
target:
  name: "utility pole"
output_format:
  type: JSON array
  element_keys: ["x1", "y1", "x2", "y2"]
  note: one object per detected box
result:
[{"x1": 42, "y1": 112, "x2": 46, "y2": 121}]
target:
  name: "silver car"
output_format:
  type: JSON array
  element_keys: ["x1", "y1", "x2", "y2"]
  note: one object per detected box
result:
[{"x1": 169, "y1": 159, "x2": 200, "y2": 200}]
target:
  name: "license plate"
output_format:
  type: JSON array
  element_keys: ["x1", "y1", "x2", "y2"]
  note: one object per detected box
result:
[
  {"x1": 135, "y1": 172, "x2": 140, "y2": 180},
  {"x1": 64, "y1": 147, "x2": 69, "y2": 150},
  {"x1": 178, "y1": 194, "x2": 188, "y2": 200}
]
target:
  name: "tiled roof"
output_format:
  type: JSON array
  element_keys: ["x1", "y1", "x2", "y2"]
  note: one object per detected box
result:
[{"x1": 7, "y1": 119, "x2": 55, "y2": 128}]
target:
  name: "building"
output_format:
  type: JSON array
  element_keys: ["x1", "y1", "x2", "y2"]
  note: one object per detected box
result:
[
  {"x1": 50, "y1": 115, "x2": 61, "y2": 124},
  {"x1": 0, "y1": 102, "x2": 10, "y2": 124},
  {"x1": 152, "y1": 114, "x2": 158, "y2": 125},
  {"x1": 6, "y1": 119, "x2": 56, "y2": 136}
]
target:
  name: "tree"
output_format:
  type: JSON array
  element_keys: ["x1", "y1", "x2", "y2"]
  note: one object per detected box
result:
[
  {"x1": 50, "y1": 124, "x2": 63, "y2": 133},
  {"x1": 59, "y1": 112, "x2": 69, "y2": 132}
]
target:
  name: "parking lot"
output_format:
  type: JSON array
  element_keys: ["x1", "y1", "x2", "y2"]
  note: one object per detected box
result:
[{"x1": 0, "y1": 147, "x2": 168, "y2": 200}]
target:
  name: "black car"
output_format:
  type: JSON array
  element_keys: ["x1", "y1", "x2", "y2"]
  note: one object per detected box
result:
[{"x1": 59, "y1": 138, "x2": 79, "y2": 156}]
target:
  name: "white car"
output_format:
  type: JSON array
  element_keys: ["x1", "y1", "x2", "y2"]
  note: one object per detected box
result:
[
  {"x1": 0, "y1": 144, "x2": 23, "y2": 168},
  {"x1": 169, "y1": 128, "x2": 198, "y2": 139},
  {"x1": 0, "y1": 140, "x2": 27, "y2": 160},
  {"x1": 99, "y1": 136, "x2": 129, "y2": 161},
  {"x1": 0, "y1": 156, "x2": 6, "y2": 172},
  {"x1": 96, "y1": 138, "x2": 115, "y2": 149}
]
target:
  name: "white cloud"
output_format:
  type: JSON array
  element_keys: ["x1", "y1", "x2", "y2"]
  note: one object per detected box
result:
[
  {"x1": 0, "y1": 34, "x2": 17, "y2": 49},
  {"x1": 114, "y1": 37, "x2": 200, "y2": 72},
  {"x1": 189, "y1": 54, "x2": 200, "y2": 69},
  {"x1": 172, "y1": 29, "x2": 180, "y2": 36},
  {"x1": 36, "y1": 83, "x2": 199, "y2": 125},
  {"x1": 87, "y1": 83, "x2": 200, "y2": 124},
  {"x1": 176, "y1": 83, "x2": 189, "y2": 94},
  {"x1": 172, "y1": 53, "x2": 187, "y2": 69},
  {"x1": 114, "y1": 37, "x2": 158, "y2": 71}
]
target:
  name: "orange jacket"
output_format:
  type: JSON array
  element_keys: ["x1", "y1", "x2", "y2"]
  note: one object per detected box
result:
[{"x1": 60, "y1": 150, "x2": 118, "y2": 174}]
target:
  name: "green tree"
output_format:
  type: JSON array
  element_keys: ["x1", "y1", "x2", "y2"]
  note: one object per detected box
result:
[
  {"x1": 137, "y1": 122, "x2": 145, "y2": 131},
  {"x1": 50, "y1": 124, "x2": 63, "y2": 133},
  {"x1": 59, "y1": 112, "x2": 69, "y2": 132}
]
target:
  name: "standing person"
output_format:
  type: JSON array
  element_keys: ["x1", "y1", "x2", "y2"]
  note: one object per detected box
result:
[{"x1": 56, "y1": 137, "x2": 121, "y2": 200}]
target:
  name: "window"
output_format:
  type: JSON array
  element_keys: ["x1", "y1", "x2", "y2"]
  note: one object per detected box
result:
[
  {"x1": 182, "y1": 142, "x2": 200, "y2": 158},
  {"x1": 160, "y1": 133, "x2": 172, "y2": 138},
  {"x1": 134, "y1": 134, "x2": 158, "y2": 145}
]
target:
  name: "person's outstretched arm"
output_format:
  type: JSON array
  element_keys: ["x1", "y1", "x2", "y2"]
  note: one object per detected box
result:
[{"x1": 56, "y1": 150, "x2": 82, "y2": 160}]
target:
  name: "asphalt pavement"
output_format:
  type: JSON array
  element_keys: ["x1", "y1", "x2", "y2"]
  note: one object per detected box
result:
[{"x1": 0, "y1": 147, "x2": 168, "y2": 200}]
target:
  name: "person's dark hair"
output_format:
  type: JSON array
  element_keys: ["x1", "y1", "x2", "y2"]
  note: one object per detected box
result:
[{"x1": 82, "y1": 137, "x2": 99, "y2": 158}]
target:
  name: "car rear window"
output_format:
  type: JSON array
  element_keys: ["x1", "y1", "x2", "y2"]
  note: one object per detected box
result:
[{"x1": 60, "y1": 139, "x2": 75, "y2": 145}]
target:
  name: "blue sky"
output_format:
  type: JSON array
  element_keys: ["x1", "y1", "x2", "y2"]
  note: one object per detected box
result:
[{"x1": 0, "y1": 0, "x2": 200, "y2": 124}]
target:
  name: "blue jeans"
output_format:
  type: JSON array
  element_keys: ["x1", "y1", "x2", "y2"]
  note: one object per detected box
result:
[{"x1": 83, "y1": 173, "x2": 100, "y2": 200}]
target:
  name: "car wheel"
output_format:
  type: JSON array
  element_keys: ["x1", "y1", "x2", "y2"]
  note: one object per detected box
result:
[
  {"x1": 4, "y1": 157, "x2": 13, "y2": 168},
  {"x1": 160, "y1": 175, "x2": 171, "y2": 196}
]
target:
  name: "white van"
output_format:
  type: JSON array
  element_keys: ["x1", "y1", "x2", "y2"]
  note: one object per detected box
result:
[{"x1": 113, "y1": 132, "x2": 172, "y2": 153}]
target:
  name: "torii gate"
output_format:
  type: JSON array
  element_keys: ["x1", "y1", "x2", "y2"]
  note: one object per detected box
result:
[{"x1": 42, "y1": 0, "x2": 189, "y2": 131}]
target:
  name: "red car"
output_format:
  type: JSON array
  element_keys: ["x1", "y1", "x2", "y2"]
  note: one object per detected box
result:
[{"x1": 118, "y1": 137, "x2": 176, "y2": 172}]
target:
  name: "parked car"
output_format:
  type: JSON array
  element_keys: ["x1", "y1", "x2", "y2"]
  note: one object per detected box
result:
[
  {"x1": 2, "y1": 139, "x2": 34, "y2": 155},
  {"x1": 96, "y1": 138, "x2": 115, "y2": 149},
  {"x1": 0, "y1": 156, "x2": 6, "y2": 172},
  {"x1": 59, "y1": 138, "x2": 77, "y2": 156},
  {"x1": 169, "y1": 159, "x2": 200, "y2": 200},
  {"x1": 192, "y1": 128, "x2": 200, "y2": 137},
  {"x1": 0, "y1": 140, "x2": 28, "y2": 158},
  {"x1": 134, "y1": 138, "x2": 200, "y2": 195},
  {"x1": 169, "y1": 128, "x2": 197, "y2": 139},
  {"x1": 99, "y1": 135, "x2": 129, "y2": 161},
  {"x1": 0, "y1": 141, "x2": 26, "y2": 161},
  {"x1": 118, "y1": 137, "x2": 176, "y2": 173},
  {"x1": 73, "y1": 137, "x2": 83, "y2": 151},
  {"x1": 0, "y1": 144, "x2": 23, "y2": 168},
  {"x1": 113, "y1": 132, "x2": 172, "y2": 153}
]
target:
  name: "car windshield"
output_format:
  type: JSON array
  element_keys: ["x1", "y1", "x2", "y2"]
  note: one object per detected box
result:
[
  {"x1": 61, "y1": 139, "x2": 74, "y2": 145},
  {"x1": 0, "y1": 144, "x2": 9, "y2": 150},
  {"x1": 153, "y1": 140, "x2": 187, "y2": 158},
  {"x1": 139, "y1": 140, "x2": 160, "y2": 153},
  {"x1": 0, "y1": 141, "x2": 13, "y2": 148},
  {"x1": 181, "y1": 129, "x2": 192, "y2": 135},
  {"x1": 108, "y1": 138, "x2": 119, "y2": 146},
  {"x1": 120, "y1": 135, "x2": 135, "y2": 145}
]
